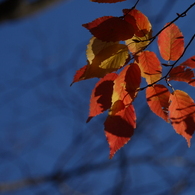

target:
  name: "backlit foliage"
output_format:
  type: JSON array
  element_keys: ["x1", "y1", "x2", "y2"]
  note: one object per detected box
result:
[{"x1": 72, "y1": 0, "x2": 195, "y2": 158}]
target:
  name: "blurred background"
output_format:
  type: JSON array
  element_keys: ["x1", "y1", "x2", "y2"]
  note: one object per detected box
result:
[{"x1": 0, "y1": 0, "x2": 195, "y2": 194}]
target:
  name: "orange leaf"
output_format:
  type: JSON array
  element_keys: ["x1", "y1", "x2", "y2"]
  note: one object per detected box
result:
[
  {"x1": 87, "y1": 73, "x2": 118, "y2": 122},
  {"x1": 146, "y1": 84, "x2": 170, "y2": 122},
  {"x1": 168, "y1": 65, "x2": 195, "y2": 86},
  {"x1": 104, "y1": 102, "x2": 136, "y2": 158},
  {"x1": 83, "y1": 16, "x2": 134, "y2": 42},
  {"x1": 123, "y1": 9, "x2": 152, "y2": 37},
  {"x1": 71, "y1": 65, "x2": 88, "y2": 85},
  {"x1": 188, "y1": 79, "x2": 195, "y2": 87},
  {"x1": 180, "y1": 55, "x2": 195, "y2": 69},
  {"x1": 158, "y1": 23, "x2": 184, "y2": 61},
  {"x1": 135, "y1": 51, "x2": 162, "y2": 84},
  {"x1": 124, "y1": 9, "x2": 152, "y2": 54},
  {"x1": 125, "y1": 63, "x2": 141, "y2": 99},
  {"x1": 91, "y1": 0, "x2": 126, "y2": 2},
  {"x1": 111, "y1": 65, "x2": 133, "y2": 107},
  {"x1": 169, "y1": 90, "x2": 195, "y2": 147}
]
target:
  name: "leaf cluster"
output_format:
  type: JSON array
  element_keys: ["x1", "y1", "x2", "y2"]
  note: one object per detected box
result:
[{"x1": 72, "y1": 0, "x2": 195, "y2": 158}]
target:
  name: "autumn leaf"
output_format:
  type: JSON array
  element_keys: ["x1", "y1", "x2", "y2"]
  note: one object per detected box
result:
[
  {"x1": 87, "y1": 38, "x2": 129, "y2": 70},
  {"x1": 83, "y1": 16, "x2": 135, "y2": 42},
  {"x1": 91, "y1": 0, "x2": 126, "y2": 2},
  {"x1": 123, "y1": 9, "x2": 152, "y2": 37},
  {"x1": 104, "y1": 102, "x2": 136, "y2": 158},
  {"x1": 87, "y1": 37, "x2": 118, "y2": 64},
  {"x1": 71, "y1": 65, "x2": 88, "y2": 85},
  {"x1": 135, "y1": 51, "x2": 162, "y2": 84},
  {"x1": 86, "y1": 43, "x2": 129, "y2": 76},
  {"x1": 168, "y1": 65, "x2": 195, "y2": 86},
  {"x1": 87, "y1": 73, "x2": 118, "y2": 122},
  {"x1": 188, "y1": 79, "x2": 195, "y2": 87},
  {"x1": 104, "y1": 63, "x2": 139, "y2": 157},
  {"x1": 158, "y1": 23, "x2": 184, "y2": 61},
  {"x1": 111, "y1": 65, "x2": 135, "y2": 106},
  {"x1": 146, "y1": 84, "x2": 170, "y2": 122},
  {"x1": 72, "y1": 43, "x2": 129, "y2": 82},
  {"x1": 124, "y1": 9, "x2": 152, "y2": 54},
  {"x1": 125, "y1": 63, "x2": 141, "y2": 99},
  {"x1": 169, "y1": 90, "x2": 195, "y2": 147},
  {"x1": 180, "y1": 55, "x2": 195, "y2": 69},
  {"x1": 99, "y1": 45, "x2": 129, "y2": 69}
]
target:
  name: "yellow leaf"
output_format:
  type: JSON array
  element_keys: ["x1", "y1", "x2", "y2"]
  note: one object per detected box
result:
[
  {"x1": 99, "y1": 44, "x2": 129, "y2": 69},
  {"x1": 125, "y1": 31, "x2": 152, "y2": 54},
  {"x1": 87, "y1": 37, "x2": 117, "y2": 64}
]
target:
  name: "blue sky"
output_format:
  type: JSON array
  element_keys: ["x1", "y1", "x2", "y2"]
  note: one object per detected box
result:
[{"x1": 0, "y1": 0, "x2": 195, "y2": 194}]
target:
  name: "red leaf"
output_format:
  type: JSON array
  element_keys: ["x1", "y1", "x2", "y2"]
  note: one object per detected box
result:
[
  {"x1": 104, "y1": 102, "x2": 136, "y2": 158},
  {"x1": 136, "y1": 51, "x2": 162, "y2": 84},
  {"x1": 83, "y1": 16, "x2": 134, "y2": 42},
  {"x1": 91, "y1": 0, "x2": 126, "y2": 2},
  {"x1": 146, "y1": 84, "x2": 170, "y2": 122},
  {"x1": 188, "y1": 79, "x2": 195, "y2": 87},
  {"x1": 123, "y1": 9, "x2": 152, "y2": 37},
  {"x1": 71, "y1": 65, "x2": 88, "y2": 85},
  {"x1": 169, "y1": 90, "x2": 195, "y2": 146},
  {"x1": 168, "y1": 65, "x2": 195, "y2": 86},
  {"x1": 124, "y1": 9, "x2": 152, "y2": 54},
  {"x1": 87, "y1": 73, "x2": 118, "y2": 122},
  {"x1": 158, "y1": 23, "x2": 184, "y2": 61},
  {"x1": 180, "y1": 55, "x2": 195, "y2": 69},
  {"x1": 125, "y1": 63, "x2": 141, "y2": 99}
]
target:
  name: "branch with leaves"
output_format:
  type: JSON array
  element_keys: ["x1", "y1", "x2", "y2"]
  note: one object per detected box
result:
[{"x1": 71, "y1": 0, "x2": 195, "y2": 158}]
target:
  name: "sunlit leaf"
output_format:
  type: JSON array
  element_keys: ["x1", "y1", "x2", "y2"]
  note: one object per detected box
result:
[
  {"x1": 146, "y1": 84, "x2": 170, "y2": 122},
  {"x1": 135, "y1": 51, "x2": 162, "y2": 84},
  {"x1": 99, "y1": 44, "x2": 129, "y2": 69},
  {"x1": 123, "y1": 9, "x2": 152, "y2": 37},
  {"x1": 87, "y1": 73, "x2": 118, "y2": 122},
  {"x1": 72, "y1": 43, "x2": 129, "y2": 82},
  {"x1": 158, "y1": 23, "x2": 184, "y2": 61},
  {"x1": 180, "y1": 55, "x2": 195, "y2": 69},
  {"x1": 87, "y1": 37, "x2": 117, "y2": 64},
  {"x1": 91, "y1": 0, "x2": 126, "y2": 2},
  {"x1": 124, "y1": 9, "x2": 152, "y2": 54},
  {"x1": 169, "y1": 90, "x2": 195, "y2": 147},
  {"x1": 111, "y1": 65, "x2": 133, "y2": 106},
  {"x1": 104, "y1": 102, "x2": 136, "y2": 158},
  {"x1": 125, "y1": 33, "x2": 152, "y2": 55},
  {"x1": 105, "y1": 65, "x2": 137, "y2": 158},
  {"x1": 83, "y1": 16, "x2": 134, "y2": 42},
  {"x1": 168, "y1": 65, "x2": 195, "y2": 86}
]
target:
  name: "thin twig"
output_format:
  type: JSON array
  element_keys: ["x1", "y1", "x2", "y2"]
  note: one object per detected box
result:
[{"x1": 133, "y1": 0, "x2": 140, "y2": 9}]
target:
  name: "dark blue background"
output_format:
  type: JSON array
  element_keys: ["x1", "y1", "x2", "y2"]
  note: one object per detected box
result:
[{"x1": 0, "y1": 0, "x2": 195, "y2": 194}]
